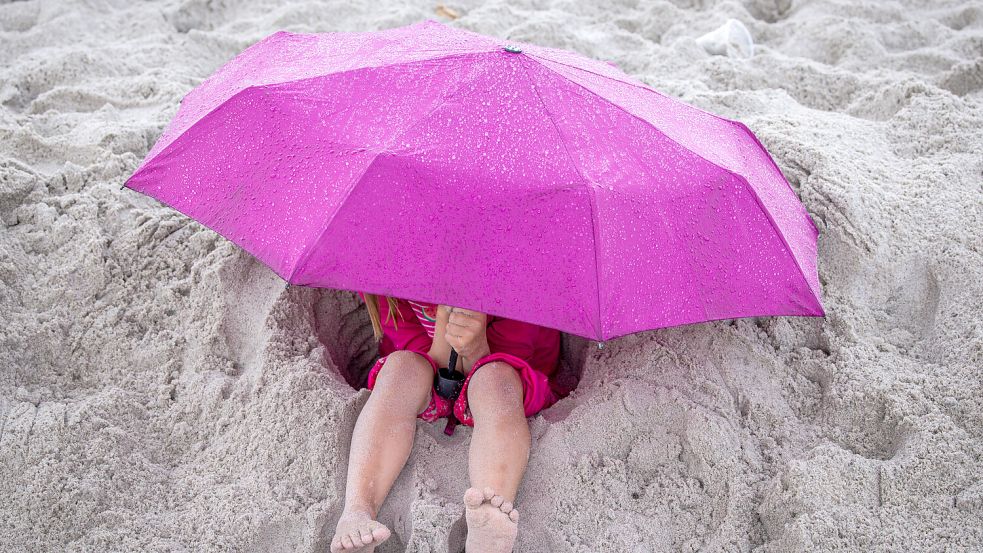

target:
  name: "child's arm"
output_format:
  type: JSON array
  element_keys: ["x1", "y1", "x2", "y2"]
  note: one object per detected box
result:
[{"x1": 427, "y1": 304, "x2": 458, "y2": 370}]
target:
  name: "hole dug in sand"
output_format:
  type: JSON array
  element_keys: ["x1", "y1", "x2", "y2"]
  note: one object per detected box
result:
[
  {"x1": 310, "y1": 289, "x2": 588, "y2": 405},
  {"x1": 310, "y1": 289, "x2": 380, "y2": 390}
]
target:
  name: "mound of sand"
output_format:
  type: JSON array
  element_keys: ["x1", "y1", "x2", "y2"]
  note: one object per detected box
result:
[{"x1": 1, "y1": 0, "x2": 981, "y2": 551}]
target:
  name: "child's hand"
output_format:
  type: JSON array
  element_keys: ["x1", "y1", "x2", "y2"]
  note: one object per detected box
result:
[
  {"x1": 427, "y1": 305, "x2": 454, "y2": 367},
  {"x1": 443, "y1": 306, "x2": 491, "y2": 371}
]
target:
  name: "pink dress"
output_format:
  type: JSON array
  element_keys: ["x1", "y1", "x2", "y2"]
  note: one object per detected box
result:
[{"x1": 358, "y1": 292, "x2": 564, "y2": 433}]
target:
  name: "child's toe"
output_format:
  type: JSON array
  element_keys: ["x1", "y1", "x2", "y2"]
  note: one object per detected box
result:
[
  {"x1": 508, "y1": 508, "x2": 520, "y2": 523},
  {"x1": 499, "y1": 500, "x2": 513, "y2": 514},
  {"x1": 370, "y1": 523, "x2": 391, "y2": 541},
  {"x1": 482, "y1": 486, "x2": 496, "y2": 501},
  {"x1": 464, "y1": 487, "x2": 486, "y2": 509},
  {"x1": 490, "y1": 494, "x2": 504, "y2": 508}
]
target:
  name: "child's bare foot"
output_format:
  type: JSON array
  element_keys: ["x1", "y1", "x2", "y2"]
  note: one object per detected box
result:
[
  {"x1": 329, "y1": 509, "x2": 391, "y2": 552},
  {"x1": 464, "y1": 487, "x2": 519, "y2": 552}
]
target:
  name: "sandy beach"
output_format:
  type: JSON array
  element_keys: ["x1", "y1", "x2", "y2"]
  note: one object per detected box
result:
[{"x1": 1, "y1": 0, "x2": 982, "y2": 551}]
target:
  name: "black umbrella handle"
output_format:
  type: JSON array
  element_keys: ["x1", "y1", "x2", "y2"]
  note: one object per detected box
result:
[
  {"x1": 435, "y1": 347, "x2": 464, "y2": 400},
  {"x1": 447, "y1": 348, "x2": 458, "y2": 373}
]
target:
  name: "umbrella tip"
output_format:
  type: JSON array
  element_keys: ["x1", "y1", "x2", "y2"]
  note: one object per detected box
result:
[{"x1": 503, "y1": 45, "x2": 522, "y2": 54}]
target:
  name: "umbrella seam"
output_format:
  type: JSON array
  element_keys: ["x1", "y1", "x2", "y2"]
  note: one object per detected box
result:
[
  {"x1": 256, "y1": 50, "x2": 500, "y2": 92},
  {"x1": 525, "y1": 54, "x2": 821, "y2": 310},
  {"x1": 524, "y1": 51, "x2": 739, "y2": 126},
  {"x1": 730, "y1": 171, "x2": 822, "y2": 305},
  {"x1": 134, "y1": 51, "x2": 498, "y2": 172},
  {"x1": 729, "y1": 119, "x2": 821, "y2": 234},
  {"x1": 518, "y1": 56, "x2": 605, "y2": 341},
  {"x1": 525, "y1": 52, "x2": 674, "y2": 104},
  {"x1": 124, "y1": 86, "x2": 261, "y2": 187},
  {"x1": 525, "y1": 51, "x2": 819, "y2": 235},
  {"x1": 288, "y1": 150, "x2": 385, "y2": 284},
  {"x1": 287, "y1": 54, "x2": 492, "y2": 284}
]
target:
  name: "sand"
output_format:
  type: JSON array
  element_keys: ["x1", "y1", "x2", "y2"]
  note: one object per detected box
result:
[{"x1": 1, "y1": 0, "x2": 981, "y2": 551}]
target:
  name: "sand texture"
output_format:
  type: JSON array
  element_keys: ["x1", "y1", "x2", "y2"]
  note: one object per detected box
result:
[{"x1": 1, "y1": 0, "x2": 982, "y2": 551}]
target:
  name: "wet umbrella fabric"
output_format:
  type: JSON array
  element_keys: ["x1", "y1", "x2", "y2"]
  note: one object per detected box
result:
[{"x1": 124, "y1": 20, "x2": 824, "y2": 342}]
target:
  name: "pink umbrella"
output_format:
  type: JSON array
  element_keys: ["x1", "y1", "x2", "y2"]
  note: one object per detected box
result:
[{"x1": 124, "y1": 20, "x2": 824, "y2": 343}]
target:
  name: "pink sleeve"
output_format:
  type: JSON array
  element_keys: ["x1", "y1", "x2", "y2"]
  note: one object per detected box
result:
[
  {"x1": 358, "y1": 292, "x2": 432, "y2": 356},
  {"x1": 474, "y1": 317, "x2": 540, "y2": 372}
]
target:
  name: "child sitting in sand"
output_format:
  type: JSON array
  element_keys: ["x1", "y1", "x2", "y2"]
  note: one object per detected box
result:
[{"x1": 330, "y1": 292, "x2": 564, "y2": 552}]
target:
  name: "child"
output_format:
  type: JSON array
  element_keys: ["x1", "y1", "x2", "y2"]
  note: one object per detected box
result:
[{"x1": 330, "y1": 292, "x2": 564, "y2": 552}]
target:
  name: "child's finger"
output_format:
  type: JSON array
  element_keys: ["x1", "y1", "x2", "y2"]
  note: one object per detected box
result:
[
  {"x1": 448, "y1": 306, "x2": 484, "y2": 318},
  {"x1": 451, "y1": 309, "x2": 488, "y2": 327},
  {"x1": 448, "y1": 312, "x2": 478, "y2": 329}
]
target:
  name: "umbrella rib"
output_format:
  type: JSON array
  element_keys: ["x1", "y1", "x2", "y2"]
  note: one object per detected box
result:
[
  {"x1": 524, "y1": 52, "x2": 664, "y2": 99},
  {"x1": 524, "y1": 54, "x2": 820, "y2": 306},
  {"x1": 287, "y1": 149, "x2": 385, "y2": 284},
  {"x1": 286, "y1": 56, "x2": 490, "y2": 284},
  {"x1": 729, "y1": 119, "x2": 820, "y2": 234},
  {"x1": 524, "y1": 51, "x2": 739, "y2": 126},
  {"x1": 528, "y1": 51, "x2": 818, "y2": 236},
  {"x1": 517, "y1": 57, "x2": 605, "y2": 340},
  {"x1": 256, "y1": 50, "x2": 498, "y2": 96},
  {"x1": 140, "y1": 51, "x2": 498, "y2": 169}
]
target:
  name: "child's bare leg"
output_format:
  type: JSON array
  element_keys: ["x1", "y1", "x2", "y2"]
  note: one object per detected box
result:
[
  {"x1": 330, "y1": 351, "x2": 433, "y2": 552},
  {"x1": 464, "y1": 361, "x2": 530, "y2": 552}
]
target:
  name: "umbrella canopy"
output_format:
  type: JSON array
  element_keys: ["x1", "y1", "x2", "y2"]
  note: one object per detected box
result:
[{"x1": 124, "y1": 20, "x2": 824, "y2": 342}]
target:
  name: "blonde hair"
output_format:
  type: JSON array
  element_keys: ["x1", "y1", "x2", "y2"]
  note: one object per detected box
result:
[{"x1": 362, "y1": 292, "x2": 406, "y2": 342}]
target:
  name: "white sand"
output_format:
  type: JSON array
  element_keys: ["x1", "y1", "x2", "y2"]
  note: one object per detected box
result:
[{"x1": 2, "y1": 0, "x2": 981, "y2": 551}]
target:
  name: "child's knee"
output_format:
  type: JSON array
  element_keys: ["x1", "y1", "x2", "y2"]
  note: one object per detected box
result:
[
  {"x1": 372, "y1": 350, "x2": 433, "y2": 405},
  {"x1": 468, "y1": 361, "x2": 523, "y2": 407}
]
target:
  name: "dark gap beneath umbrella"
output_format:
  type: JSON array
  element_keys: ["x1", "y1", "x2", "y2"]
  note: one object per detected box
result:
[{"x1": 311, "y1": 289, "x2": 587, "y2": 430}]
